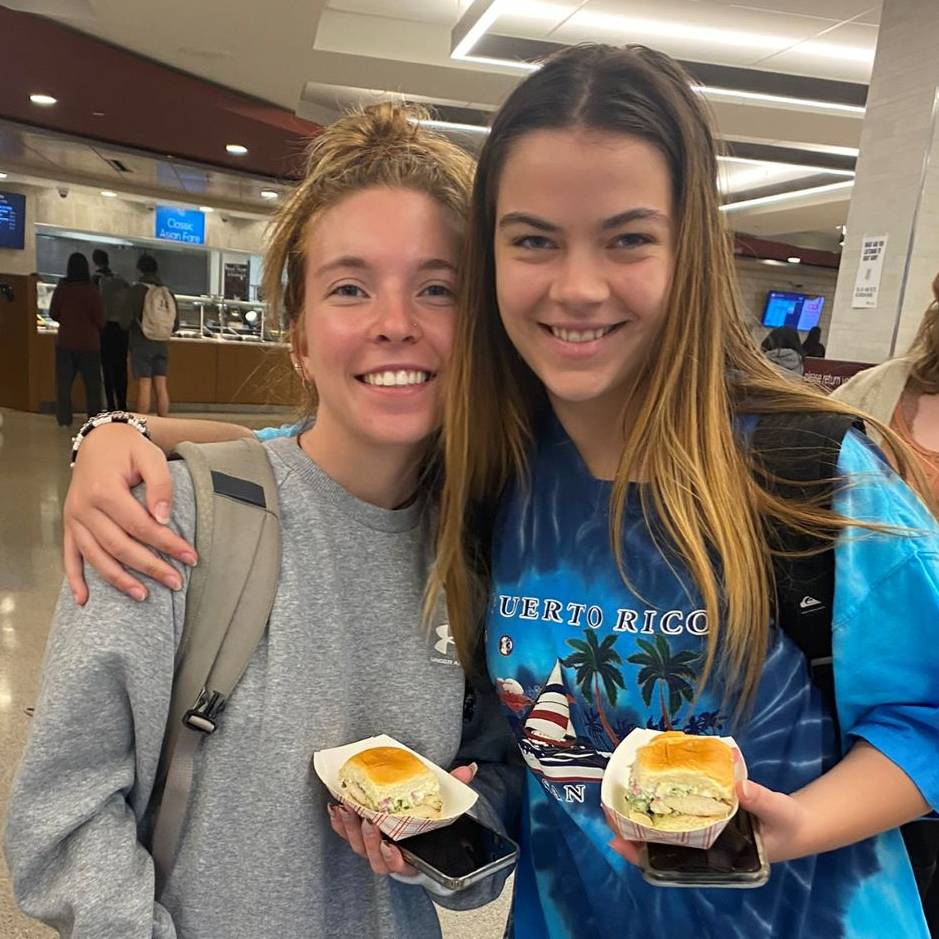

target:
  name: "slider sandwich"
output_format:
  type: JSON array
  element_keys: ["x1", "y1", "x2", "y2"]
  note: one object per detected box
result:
[
  {"x1": 338, "y1": 746, "x2": 443, "y2": 818},
  {"x1": 625, "y1": 731, "x2": 735, "y2": 830}
]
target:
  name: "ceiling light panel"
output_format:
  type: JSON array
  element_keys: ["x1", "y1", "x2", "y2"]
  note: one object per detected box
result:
[
  {"x1": 757, "y1": 21, "x2": 877, "y2": 84},
  {"x1": 327, "y1": 0, "x2": 461, "y2": 25},
  {"x1": 542, "y1": 0, "x2": 867, "y2": 76},
  {"x1": 489, "y1": 1, "x2": 581, "y2": 39}
]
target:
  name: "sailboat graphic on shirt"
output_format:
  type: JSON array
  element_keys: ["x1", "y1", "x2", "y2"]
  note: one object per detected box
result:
[{"x1": 515, "y1": 659, "x2": 610, "y2": 783}]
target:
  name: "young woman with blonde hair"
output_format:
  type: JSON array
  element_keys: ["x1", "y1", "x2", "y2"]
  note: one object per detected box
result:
[
  {"x1": 51, "y1": 44, "x2": 939, "y2": 939},
  {"x1": 6, "y1": 103, "x2": 518, "y2": 939}
]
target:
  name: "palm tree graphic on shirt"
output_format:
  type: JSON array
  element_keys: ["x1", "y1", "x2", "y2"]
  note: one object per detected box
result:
[
  {"x1": 627, "y1": 635, "x2": 701, "y2": 731},
  {"x1": 562, "y1": 631, "x2": 626, "y2": 748}
]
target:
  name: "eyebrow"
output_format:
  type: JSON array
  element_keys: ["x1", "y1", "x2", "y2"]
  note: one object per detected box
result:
[
  {"x1": 497, "y1": 208, "x2": 670, "y2": 231},
  {"x1": 314, "y1": 256, "x2": 457, "y2": 277}
]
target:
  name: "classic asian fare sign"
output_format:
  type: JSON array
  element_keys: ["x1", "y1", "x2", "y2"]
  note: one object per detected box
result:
[{"x1": 155, "y1": 206, "x2": 206, "y2": 245}]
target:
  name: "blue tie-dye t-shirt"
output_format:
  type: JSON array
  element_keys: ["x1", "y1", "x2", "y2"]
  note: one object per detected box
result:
[{"x1": 487, "y1": 412, "x2": 939, "y2": 939}]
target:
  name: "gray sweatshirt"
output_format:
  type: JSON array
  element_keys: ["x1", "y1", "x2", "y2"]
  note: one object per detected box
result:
[{"x1": 5, "y1": 435, "x2": 519, "y2": 939}]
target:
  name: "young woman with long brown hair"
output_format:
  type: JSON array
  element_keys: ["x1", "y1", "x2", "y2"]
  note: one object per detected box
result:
[
  {"x1": 428, "y1": 44, "x2": 939, "y2": 938},
  {"x1": 54, "y1": 45, "x2": 939, "y2": 938}
]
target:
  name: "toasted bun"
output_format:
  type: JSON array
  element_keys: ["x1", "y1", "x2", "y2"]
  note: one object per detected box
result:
[
  {"x1": 634, "y1": 732, "x2": 733, "y2": 793},
  {"x1": 338, "y1": 747, "x2": 442, "y2": 818},
  {"x1": 341, "y1": 747, "x2": 432, "y2": 788}
]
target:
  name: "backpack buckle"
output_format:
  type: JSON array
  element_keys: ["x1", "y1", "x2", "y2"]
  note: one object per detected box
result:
[{"x1": 183, "y1": 688, "x2": 226, "y2": 734}]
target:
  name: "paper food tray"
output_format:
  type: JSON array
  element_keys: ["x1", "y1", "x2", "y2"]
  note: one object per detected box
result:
[
  {"x1": 313, "y1": 734, "x2": 478, "y2": 842},
  {"x1": 601, "y1": 728, "x2": 746, "y2": 850}
]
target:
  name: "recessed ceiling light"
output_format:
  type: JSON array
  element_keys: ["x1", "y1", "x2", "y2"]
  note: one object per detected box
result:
[
  {"x1": 30, "y1": 93, "x2": 58, "y2": 106},
  {"x1": 226, "y1": 144, "x2": 248, "y2": 156},
  {"x1": 260, "y1": 189, "x2": 278, "y2": 200},
  {"x1": 787, "y1": 256, "x2": 802, "y2": 264},
  {"x1": 92, "y1": 111, "x2": 105, "y2": 117},
  {"x1": 199, "y1": 206, "x2": 214, "y2": 213},
  {"x1": 100, "y1": 190, "x2": 117, "y2": 198},
  {"x1": 0, "y1": 172, "x2": 7, "y2": 179}
]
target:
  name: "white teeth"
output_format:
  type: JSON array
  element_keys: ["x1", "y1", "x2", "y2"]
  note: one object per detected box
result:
[
  {"x1": 549, "y1": 325, "x2": 616, "y2": 343},
  {"x1": 362, "y1": 370, "x2": 431, "y2": 387}
]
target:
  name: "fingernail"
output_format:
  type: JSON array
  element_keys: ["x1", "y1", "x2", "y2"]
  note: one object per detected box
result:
[
  {"x1": 741, "y1": 780, "x2": 751, "y2": 799},
  {"x1": 468, "y1": 762, "x2": 479, "y2": 776},
  {"x1": 379, "y1": 841, "x2": 393, "y2": 858},
  {"x1": 166, "y1": 575, "x2": 182, "y2": 591},
  {"x1": 130, "y1": 588, "x2": 147, "y2": 602},
  {"x1": 154, "y1": 502, "x2": 170, "y2": 524},
  {"x1": 180, "y1": 552, "x2": 197, "y2": 567}
]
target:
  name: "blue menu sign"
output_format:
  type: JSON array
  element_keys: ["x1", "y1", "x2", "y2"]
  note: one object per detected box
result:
[
  {"x1": 0, "y1": 191, "x2": 26, "y2": 250},
  {"x1": 155, "y1": 206, "x2": 205, "y2": 245}
]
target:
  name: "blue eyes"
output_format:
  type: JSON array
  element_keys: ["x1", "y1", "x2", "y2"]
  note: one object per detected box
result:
[
  {"x1": 511, "y1": 233, "x2": 654, "y2": 250},
  {"x1": 327, "y1": 283, "x2": 454, "y2": 300},
  {"x1": 331, "y1": 284, "x2": 367, "y2": 298},
  {"x1": 421, "y1": 284, "x2": 454, "y2": 298},
  {"x1": 513, "y1": 235, "x2": 554, "y2": 250}
]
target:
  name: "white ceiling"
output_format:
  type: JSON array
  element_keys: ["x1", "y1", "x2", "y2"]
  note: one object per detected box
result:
[
  {"x1": 7, "y1": 0, "x2": 883, "y2": 245},
  {"x1": 0, "y1": 122, "x2": 283, "y2": 217}
]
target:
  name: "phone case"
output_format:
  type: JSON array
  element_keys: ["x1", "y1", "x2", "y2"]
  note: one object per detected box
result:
[
  {"x1": 399, "y1": 842, "x2": 519, "y2": 893},
  {"x1": 639, "y1": 817, "x2": 770, "y2": 889}
]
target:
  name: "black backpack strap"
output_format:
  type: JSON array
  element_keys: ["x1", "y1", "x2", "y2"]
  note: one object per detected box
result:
[{"x1": 750, "y1": 411, "x2": 865, "y2": 736}]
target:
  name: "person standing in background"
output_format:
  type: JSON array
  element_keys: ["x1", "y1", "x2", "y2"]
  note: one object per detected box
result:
[
  {"x1": 832, "y1": 273, "x2": 939, "y2": 504},
  {"x1": 761, "y1": 324, "x2": 805, "y2": 376},
  {"x1": 92, "y1": 249, "x2": 130, "y2": 410},
  {"x1": 50, "y1": 252, "x2": 104, "y2": 427},
  {"x1": 802, "y1": 325, "x2": 826, "y2": 359},
  {"x1": 831, "y1": 271, "x2": 939, "y2": 935},
  {"x1": 124, "y1": 254, "x2": 177, "y2": 416}
]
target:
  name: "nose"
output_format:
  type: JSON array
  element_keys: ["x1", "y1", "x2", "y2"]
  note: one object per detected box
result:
[
  {"x1": 373, "y1": 290, "x2": 420, "y2": 343},
  {"x1": 548, "y1": 247, "x2": 610, "y2": 309}
]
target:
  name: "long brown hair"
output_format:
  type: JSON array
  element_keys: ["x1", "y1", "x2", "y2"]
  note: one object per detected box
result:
[
  {"x1": 908, "y1": 272, "x2": 939, "y2": 394},
  {"x1": 431, "y1": 44, "x2": 924, "y2": 712},
  {"x1": 262, "y1": 101, "x2": 475, "y2": 414}
]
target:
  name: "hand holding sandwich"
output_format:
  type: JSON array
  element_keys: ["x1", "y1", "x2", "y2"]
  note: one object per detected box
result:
[
  {"x1": 328, "y1": 763, "x2": 478, "y2": 877},
  {"x1": 609, "y1": 740, "x2": 929, "y2": 865}
]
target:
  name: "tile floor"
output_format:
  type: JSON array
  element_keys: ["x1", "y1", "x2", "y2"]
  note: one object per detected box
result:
[{"x1": 0, "y1": 407, "x2": 510, "y2": 939}]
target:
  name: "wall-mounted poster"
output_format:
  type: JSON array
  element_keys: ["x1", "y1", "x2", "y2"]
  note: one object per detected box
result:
[
  {"x1": 224, "y1": 261, "x2": 249, "y2": 300},
  {"x1": 851, "y1": 234, "x2": 887, "y2": 309}
]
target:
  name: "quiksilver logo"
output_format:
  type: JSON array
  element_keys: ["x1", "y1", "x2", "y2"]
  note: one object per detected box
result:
[{"x1": 800, "y1": 596, "x2": 823, "y2": 611}]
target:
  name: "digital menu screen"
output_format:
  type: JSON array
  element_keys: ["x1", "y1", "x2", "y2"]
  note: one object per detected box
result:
[
  {"x1": 0, "y1": 191, "x2": 26, "y2": 250},
  {"x1": 761, "y1": 291, "x2": 825, "y2": 331}
]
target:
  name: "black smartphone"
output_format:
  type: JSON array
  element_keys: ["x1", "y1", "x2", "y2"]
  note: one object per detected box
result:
[
  {"x1": 640, "y1": 809, "x2": 770, "y2": 888},
  {"x1": 398, "y1": 814, "x2": 519, "y2": 892}
]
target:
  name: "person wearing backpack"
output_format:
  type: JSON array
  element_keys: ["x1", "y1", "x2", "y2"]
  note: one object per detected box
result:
[
  {"x1": 125, "y1": 253, "x2": 178, "y2": 416},
  {"x1": 48, "y1": 47, "x2": 939, "y2": 938},
  {"x1": 4, "y1": 104, "x2": 520, "y2": 939},
  {"x1": 93, "y1": 248, "x2": 131, "y2": 410}
]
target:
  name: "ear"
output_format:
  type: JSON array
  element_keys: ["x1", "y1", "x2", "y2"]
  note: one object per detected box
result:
[{"x1": 289, "y1": 318, "x2": 312, "y2": 382}]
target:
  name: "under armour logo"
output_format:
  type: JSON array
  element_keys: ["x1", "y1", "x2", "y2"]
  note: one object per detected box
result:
[
  {"x1": 434, "y1": 623, "x2": 455, "y2": 656},
  {"x1": 800, "y1": 596, "x2": 823, "y2": 611}
]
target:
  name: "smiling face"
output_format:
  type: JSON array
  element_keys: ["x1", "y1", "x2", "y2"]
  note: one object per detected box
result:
[
  {"x1": 295, "y1": 185, "x2": 462, "y2": 455},
  {"x1": 494, "y1": 128, "x2": 675, "y2": 433}
]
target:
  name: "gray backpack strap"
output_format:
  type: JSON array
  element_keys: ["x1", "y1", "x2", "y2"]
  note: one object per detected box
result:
[{"x1": 149, "y1": 437, "x2": 281, "y2": 896}]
